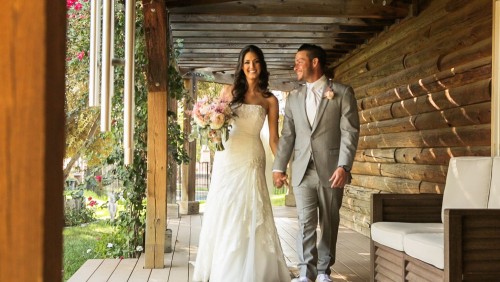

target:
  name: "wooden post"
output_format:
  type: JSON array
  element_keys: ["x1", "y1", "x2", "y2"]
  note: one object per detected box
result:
[
  {"x1": 0, "y1": 1, "x2": 65, "y2": 281},
  {"x1": 180, "y1": 77, "x2": 199, "y2": 215},
  {"x1": 143, "y1": 0, "x2": 168, "y2": 268},
  {"x1": 493, "y1": 0, "x2": 500, "y2": 156}
]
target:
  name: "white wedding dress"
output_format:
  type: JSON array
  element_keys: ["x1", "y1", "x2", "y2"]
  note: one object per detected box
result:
[{"x1": 193, "y1": 104, "x2": 290, "y2": 282}]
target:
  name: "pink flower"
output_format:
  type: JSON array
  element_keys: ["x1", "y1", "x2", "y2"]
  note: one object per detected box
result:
[
  {"x1": 66, "y1": 0, "x2": 77, "y2": 8},
  {"x1": 95, "y1": 175, "x2": 102, "y2": 182},
  {"x1": 77, "y1": 51, "x2": 85, "y2": 61},
  {"x1": 210, "y1": 113, "x2": 225, "y2": 129},
  {"x1": 74, "y1": 2, "x2": 83, "y2": 10},
  {"x1": 323, "y1": 87, "x2": 335, "y2": 100}
]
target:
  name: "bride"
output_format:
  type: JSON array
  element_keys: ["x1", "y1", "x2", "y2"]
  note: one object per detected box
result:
[{"x1": 192, "y1": 45, "x2": 291, "y2": 282}]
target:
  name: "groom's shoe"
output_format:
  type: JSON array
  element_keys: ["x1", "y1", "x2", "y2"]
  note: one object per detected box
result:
[
  {"x1": 291, "y1": 277, "x2": 312, "y2": 282},
  {"x1": 316, "y1": 274, "x2": 332, "y2": 282}
]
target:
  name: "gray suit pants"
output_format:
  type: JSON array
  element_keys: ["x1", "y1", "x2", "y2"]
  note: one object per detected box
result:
[{"x1": 294, "y1": 160, "x2": 344, "y2": 280}]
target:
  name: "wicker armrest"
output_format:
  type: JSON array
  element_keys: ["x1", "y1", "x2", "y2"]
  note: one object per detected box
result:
[{"x1": 371, "y1": 193, "x2": 443, "y2": 224}]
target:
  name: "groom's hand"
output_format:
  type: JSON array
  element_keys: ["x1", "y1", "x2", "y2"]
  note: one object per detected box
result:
[
  {"x1": 273, "y1": 172, "x2": 288, "y2": 188},
  {"x1": 329, "y1": 167, "x2": 348, "y2": 188}
]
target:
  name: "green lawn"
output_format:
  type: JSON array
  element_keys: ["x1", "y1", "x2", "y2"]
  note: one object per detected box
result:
[
  {"x1": 63, "y1": 220, "x2": 113, "y2": 281},
  {"x1": 271, "y1": 193, "x2": 286, "y2": 206},
  {"x1": 63, "y1": 190, "x2": 122, "y2": 280}
]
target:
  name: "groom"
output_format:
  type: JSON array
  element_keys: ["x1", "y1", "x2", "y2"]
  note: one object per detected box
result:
[{"x1": 273, "y1": 44, "x2": 359, "y2": 282}]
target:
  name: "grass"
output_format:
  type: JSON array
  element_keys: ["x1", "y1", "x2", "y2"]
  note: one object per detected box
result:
[
  {"x1": 63, "y1": 190, "x2": 124, "y2": 280},
  {"x1": 63, "y1": 220, "x2": 113, "y2": 281},
  {"x1": 271, "y1": 193, "x2": 286, "y2": 206}
]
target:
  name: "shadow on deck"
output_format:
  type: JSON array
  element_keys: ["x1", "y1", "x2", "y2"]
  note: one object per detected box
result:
[{"x1": 68, "y1": 206, "x2": 370, "y2": 282}]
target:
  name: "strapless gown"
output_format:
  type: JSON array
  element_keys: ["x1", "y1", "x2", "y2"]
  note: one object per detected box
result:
[{"x1": 192, "y1": 103, "x2": 290, "y2": 282}]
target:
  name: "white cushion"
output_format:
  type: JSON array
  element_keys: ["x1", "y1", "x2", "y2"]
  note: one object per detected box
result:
[
  {"x1": 488, "y1": 157, "x2": 500, "y2": 208},
  {"x1": 371, "y1": 222, "x2": 443, "y2": 251},
  {"x1": 441, "y1": 157, "x2": 492, "y2": 222},
  {"x1": 403, "y1": 233, "x2": 444, "y2": 269}
]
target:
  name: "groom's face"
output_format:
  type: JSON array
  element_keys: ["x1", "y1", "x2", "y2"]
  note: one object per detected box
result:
[{"x1": 294, "y1": 50, "x2": 313, "y2": 82}]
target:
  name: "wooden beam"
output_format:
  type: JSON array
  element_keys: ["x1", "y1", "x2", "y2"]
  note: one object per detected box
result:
[
  {"x1": 169, "y1": 14, "x2": 370, "y2": 25},
  {"x1": 166, "y1": 0, "x2": 235, "y2": 8},
  {"x1": 0, "y1": 1, "x2": 65, "y2": 281},
  {"x1": 143, "y1": 0, "x2": 168, "y2": 269},
  {"x1": 167, "y1": 0, "x2": 409, "y2": 18}
]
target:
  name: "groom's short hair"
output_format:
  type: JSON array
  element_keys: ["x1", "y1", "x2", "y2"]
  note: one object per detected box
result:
[{"x1": 298, "y1": 44, "x2": 327, "y2": 72}]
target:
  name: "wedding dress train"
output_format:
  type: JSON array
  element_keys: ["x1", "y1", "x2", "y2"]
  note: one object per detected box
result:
[{"x1": 192, "y1": 104, "x2": 290, "y2": 282}]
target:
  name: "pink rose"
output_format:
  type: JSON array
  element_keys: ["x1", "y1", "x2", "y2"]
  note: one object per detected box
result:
[
  {"x1": 77, "y1": 51, "x2": 85, "y2": 61},
  {"x1": 210, "y1": 113, "x2": 225, "y2": 129}
]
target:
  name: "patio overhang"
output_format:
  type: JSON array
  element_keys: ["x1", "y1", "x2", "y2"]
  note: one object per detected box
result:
[{"x1": 165, "y1": 0, "x2": 415, "y2": 91}]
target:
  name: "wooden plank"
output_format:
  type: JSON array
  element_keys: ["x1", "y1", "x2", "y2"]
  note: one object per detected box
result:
[
  {"x1": 170, "y1": 23, "x2": 383, "y2": 33},
  {"x1": 87, "y1": 259, "x2": 121, "y2": 282},
  {"x1": 68, "y1": 259, "x2": 103, "y2": 282},
  {"x1": 357, "y1": 124, "x2": 491, "y2": 149},
  {"x1": 148, "y1": 265, "x2": 170, "y2": 281},
  {"x1": 0, "y1": 1, "x2": 65, "y2": 281},
  {"x1": 107, "y1": 259, "x2": 139, "y2": 282},
  {"x1": 168, "y1": 216, "x2": 192, "y2": 281},
  {"x1": 128, "y1": 253, "x2": 152, "y2": 282},
  {"x1": 169, "y1": 14, "x2": 380, "y2": 25},
  {"x1": 68, "y1": 208, "x2": 370, "y2": 281},
  {"x1": 189, "y1": 214, "x2": 202, "y2": 278}
]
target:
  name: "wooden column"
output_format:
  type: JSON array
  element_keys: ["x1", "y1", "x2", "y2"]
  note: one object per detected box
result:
[
  {"x1": 143, "y1": 0, "x2": 167, "y2": 269},
  {"x1": 180, "y1": 77, "x2": 199, "y2": 215},
  {"x1": 0, "y1": 1, "x2": 65, "y2": 281},
  {"x1": 493, "y1": 0, "x2": 500, "y2": 156}
]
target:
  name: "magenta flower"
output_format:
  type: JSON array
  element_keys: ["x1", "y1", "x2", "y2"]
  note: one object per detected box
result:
[
  {"x1": 74, "y1": 2, "x2": 83, "y2": 10},
  {"x1": 77, "y1": 51, "x2": 85, "y2": 61}
]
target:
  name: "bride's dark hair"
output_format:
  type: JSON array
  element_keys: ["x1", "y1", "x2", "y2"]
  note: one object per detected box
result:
[{"x1": 231, "y1": 45, "x2": 272, "y2": 104}]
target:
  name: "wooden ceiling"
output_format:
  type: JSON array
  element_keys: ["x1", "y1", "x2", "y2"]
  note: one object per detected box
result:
[{"x1": 166, "y1": 0, "x2": 415, "y2": 91}]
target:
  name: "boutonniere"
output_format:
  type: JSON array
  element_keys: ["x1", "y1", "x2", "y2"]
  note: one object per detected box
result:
[{"x1": 323, "y1": 87, "x2": 334, "y2": 100}]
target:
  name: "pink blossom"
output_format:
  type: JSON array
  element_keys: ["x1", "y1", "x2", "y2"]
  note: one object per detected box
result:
[
  {"x1": 74, "y1": 2, "x2": 83, "y2": 10},
  {"x1": 67, "y1": 0, "x2": 77, "y2": 9},
  {"x1": 77, "y1": 51, "x2": 85, "y2": 61},
  {"x1": 210, "y1": 113, "x2": 225, "y2": 129}
]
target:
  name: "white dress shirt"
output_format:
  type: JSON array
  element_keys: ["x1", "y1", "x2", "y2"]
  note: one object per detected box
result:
[{"x1": 305, "y1": 75, "x2": 328, "y2": 125}]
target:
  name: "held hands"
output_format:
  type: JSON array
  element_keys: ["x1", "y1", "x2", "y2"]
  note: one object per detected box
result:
[
  {"x1": 329, "y1": 167, "x2": 349, "y2": 188},
  {"x1": 273, "y1": 172, "x2": 288, "y2": 188}
]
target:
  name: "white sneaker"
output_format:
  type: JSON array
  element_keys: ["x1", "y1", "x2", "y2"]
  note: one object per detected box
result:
[
  {"x1": 291, "y1": 277, "x2": 312, "y2": 282},
  {"x1": 316, "y1": 274, "x2": 332, "y2": 282}
]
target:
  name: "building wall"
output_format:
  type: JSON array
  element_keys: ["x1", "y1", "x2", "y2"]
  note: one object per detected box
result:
[{"x1": 335, "y1": 0, "x2": 492, "y2": 236}]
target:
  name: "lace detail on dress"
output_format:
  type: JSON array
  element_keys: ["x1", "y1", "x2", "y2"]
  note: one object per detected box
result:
[
  {"x1": 232, "y1": 103, "x2": 266, "y2": 121},
  {"x1": 249, "y1": 156, "x2": 265, "y2": 168}
]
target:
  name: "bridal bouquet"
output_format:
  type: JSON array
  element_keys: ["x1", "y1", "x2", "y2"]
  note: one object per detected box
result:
[{"x1": 188, "y1": 96, "x2": 234, "y2": 151}]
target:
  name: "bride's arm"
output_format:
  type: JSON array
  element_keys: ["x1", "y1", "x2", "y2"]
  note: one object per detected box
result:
[
  {"x1": 219, "y1": 84, "x2": 233, "y2": 101},
  {"x1": 267, "y1": 95, "x2": 280, "y2": 156}
]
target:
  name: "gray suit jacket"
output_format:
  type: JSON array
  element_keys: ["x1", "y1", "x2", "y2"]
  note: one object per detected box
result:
[{"x1": 273, "y1": 81, "x2": 360, "y2": 187}]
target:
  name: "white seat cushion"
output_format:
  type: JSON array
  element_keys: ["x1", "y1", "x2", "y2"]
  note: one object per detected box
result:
[
  {"x1": 441, "y1": 157, "x2": 492, "y2": 222},
  {"x1": 404, "y1": 233, "x2": 444, "y2": 269},
  {"x1": 488, "y1": 157, "x2": 500, "y2": 208},
  {"x1": 371, "y1": 222, "x2": 443, "y2": 251}
]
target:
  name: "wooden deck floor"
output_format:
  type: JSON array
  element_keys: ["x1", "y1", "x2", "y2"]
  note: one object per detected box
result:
[{"x1": 68, "y1": 206, "x2": 370, "y2": 282}]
